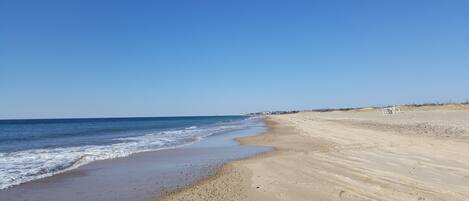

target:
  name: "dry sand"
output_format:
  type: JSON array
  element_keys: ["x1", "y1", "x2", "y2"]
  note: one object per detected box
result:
[{"x1": 160, "y1": 109, "x2": 469, "y2": 201}]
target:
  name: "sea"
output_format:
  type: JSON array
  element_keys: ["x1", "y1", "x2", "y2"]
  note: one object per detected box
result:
[{"x1": 0, "y1": 115, "x2": 259, "y2": 190}]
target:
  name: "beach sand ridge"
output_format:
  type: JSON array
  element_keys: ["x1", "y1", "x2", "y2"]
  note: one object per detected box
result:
[{"x1": 160, "y1": 109, "x2": 469, "y2": 201}]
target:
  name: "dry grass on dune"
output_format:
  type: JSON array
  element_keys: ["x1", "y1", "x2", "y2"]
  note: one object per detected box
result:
[{"x1": 400, "y1": 103, "x2": 469, "y2": 111}]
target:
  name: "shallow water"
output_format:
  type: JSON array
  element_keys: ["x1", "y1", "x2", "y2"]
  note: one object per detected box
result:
[
  {"x1": 0, "y1": 119, "x2": 270, "y2": 201},
  {"x1": 0, "y1": 116, "x2": 252, "y2": 189}
]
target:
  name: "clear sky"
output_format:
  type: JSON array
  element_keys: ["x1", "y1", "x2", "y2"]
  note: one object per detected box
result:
[{"x1": 1, "y1": 0, "x2": 468, "y2": 119}]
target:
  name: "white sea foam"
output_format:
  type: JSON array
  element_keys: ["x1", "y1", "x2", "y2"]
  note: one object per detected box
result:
[{"x1": 0, "y1": 120, "x2": 253, "y2": 190}]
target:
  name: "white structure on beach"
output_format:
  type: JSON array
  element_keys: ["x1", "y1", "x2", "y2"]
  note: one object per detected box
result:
[{"x1": 383, "y1": 105, "x2": 401, "y2": 115}]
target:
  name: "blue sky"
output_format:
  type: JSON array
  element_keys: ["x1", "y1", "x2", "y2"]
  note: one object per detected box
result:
[{"x1": 1, "y1": 0, "x2": 468, "y2": 119}]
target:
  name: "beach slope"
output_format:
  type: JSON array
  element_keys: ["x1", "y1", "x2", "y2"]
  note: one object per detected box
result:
[{"x1": 161, "y1": 109, "x2": 469, "y2": 201}]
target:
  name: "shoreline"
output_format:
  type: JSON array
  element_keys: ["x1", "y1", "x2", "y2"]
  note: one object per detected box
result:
[
  {"x1": 160, "y1": 109, "x2": 469, "y2": 201},
  {"x1": 158, "y1": 117, "x2": 282, "y2": 201},
  {"x1": 0, "y1": 120, "x2": 269, "y2": 201}
]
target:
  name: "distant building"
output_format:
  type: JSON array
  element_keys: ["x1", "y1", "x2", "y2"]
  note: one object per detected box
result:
[{"x1": 383, "y1": 105, "x2": 400, "y2": 115}]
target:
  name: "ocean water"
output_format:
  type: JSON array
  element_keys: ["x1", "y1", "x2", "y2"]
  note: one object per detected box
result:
[{"x1": 0, "y1": 116, "x2": 258, "y2": 190}]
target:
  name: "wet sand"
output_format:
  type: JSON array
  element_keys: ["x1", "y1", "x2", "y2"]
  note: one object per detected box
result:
[
  {"x1": 0, "y1": 124, "x2": 269, "y2": 201},
  {"x1": 161, "y1": 109, "x2": 469, "y2": 201}
]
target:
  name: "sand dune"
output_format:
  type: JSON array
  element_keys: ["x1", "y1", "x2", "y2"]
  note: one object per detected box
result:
[{"x1": 161, "y1": 109, "x2": 469, "y2": 201}]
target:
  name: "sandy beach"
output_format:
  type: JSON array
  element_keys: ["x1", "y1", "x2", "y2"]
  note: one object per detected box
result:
[
  {"x1": 161, "y1": 106, "x2": 469, "y2": 201},
  {"x1": 3, "y1": 1, "x2": 467, "y2": 201}
]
